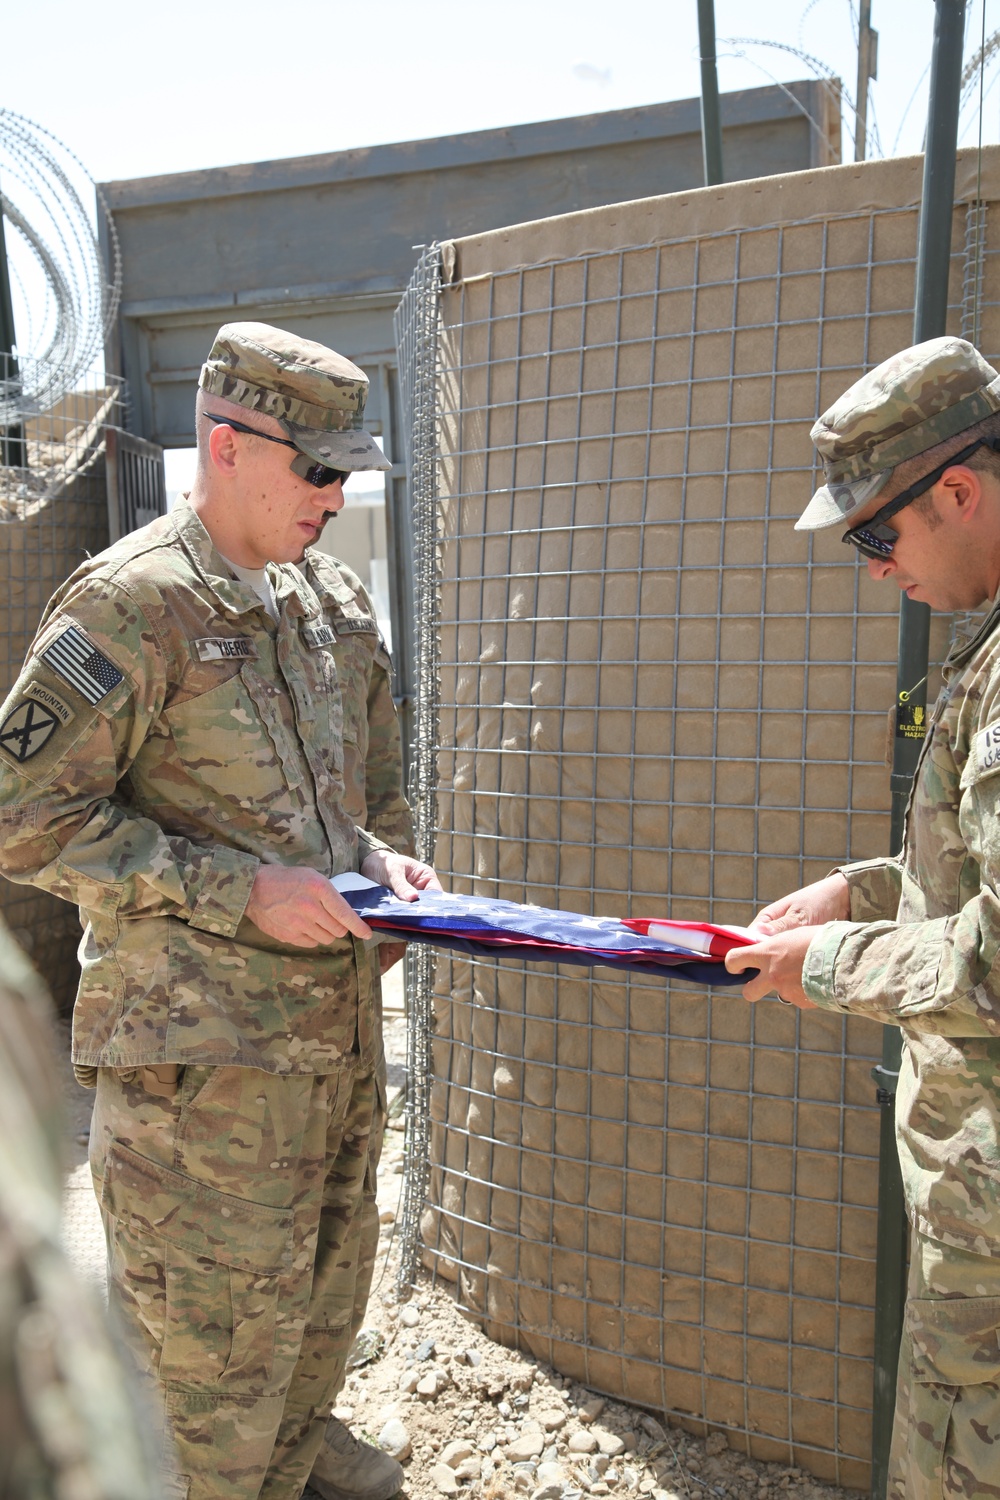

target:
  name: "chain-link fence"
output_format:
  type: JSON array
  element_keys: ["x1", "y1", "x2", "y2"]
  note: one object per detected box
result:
[{"x1": 397, "y1": 149, "x2": 1000, "y2": 1489}]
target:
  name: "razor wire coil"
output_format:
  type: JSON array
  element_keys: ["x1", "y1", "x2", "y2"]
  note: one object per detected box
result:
[{"x1": 0, "y1": 109, "x2": 121, "y2": 430}]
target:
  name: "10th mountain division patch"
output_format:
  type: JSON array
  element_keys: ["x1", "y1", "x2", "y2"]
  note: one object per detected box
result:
[{"x1": 0, "y1": 699, "x2": 62, "y2": 762}]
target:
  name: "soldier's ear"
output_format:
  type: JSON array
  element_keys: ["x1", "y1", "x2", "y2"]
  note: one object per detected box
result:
[
  {"x1": 207, "y1": 421, "x2": 241, "y2": 478},
  {"x1": 938, "y1": 464, "x2": 984, "y2": 523}
]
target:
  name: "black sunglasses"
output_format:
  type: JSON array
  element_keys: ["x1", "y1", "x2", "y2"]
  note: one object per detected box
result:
[
  {"x1": 203, "y1": 413, "x2": 350, "y2": 489},
  {"x1": 841, "y1": 435, "x2": 1000, "y2": 560}
]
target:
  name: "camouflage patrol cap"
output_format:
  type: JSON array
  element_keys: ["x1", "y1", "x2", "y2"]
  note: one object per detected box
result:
[
  {"x1": 199, "y1": 321, "x2": 390, "y2": 473},
  {"x1": 796, "y1": 336, "x2": 1000, "y2": 530}
]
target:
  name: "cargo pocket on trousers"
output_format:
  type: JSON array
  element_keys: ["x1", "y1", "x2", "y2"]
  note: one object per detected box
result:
[
  {"x1": 902, "y1": 1295, "x2": 1000, "y2": 1498},
  {"x1": 101, "y1": 1139, "x2": 294, "y2": 1392},
  {"x1": 910, "y1": 1295, "x2": 1000, "y2": 1384}
]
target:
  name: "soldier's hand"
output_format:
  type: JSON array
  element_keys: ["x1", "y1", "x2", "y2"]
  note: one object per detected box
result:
[
  {"x1": 246, "y1": 865, "x2": 373, "y2": 947},
  {"x1": 725, "y1": 926, "x2": 820, "y2": 1009},
  {"x1": 360, "y1": 850, "x2": 443, "y2": 902},
  {"x1": 753, "y1": 873, "x2": 850, "y2": 933}
]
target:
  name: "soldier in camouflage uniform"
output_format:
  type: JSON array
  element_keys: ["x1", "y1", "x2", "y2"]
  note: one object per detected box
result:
[
  {"x1": 727, "y1": 336, "x2": 1000, "y2": 1500},
  {"x1": 0, "y1": 322, "x2": 439, "y2": 1500},
  {"x1": 0, "y1": 913, "x2": 164, "y2": 1498}
]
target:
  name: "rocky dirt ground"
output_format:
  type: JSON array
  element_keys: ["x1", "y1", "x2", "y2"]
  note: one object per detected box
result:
[
  {"x1": 57, "y1": 1001, "x2": 859, "y2": 1500},
  {"x1": 301, "y1": 1022, "x2": 859, "y2": 1500}
]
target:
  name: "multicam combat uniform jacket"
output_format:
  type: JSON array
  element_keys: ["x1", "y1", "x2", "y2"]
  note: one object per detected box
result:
[
  {"x1": 802, "y1": 595, "x2": 1000, "y2": 1255},
  {"x1": 0, "y1": 502, "x2": 413, "y2": 1077}
]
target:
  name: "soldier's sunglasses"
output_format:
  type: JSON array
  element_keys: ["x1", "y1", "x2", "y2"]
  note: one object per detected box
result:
[
  {"x1": 841, "y1": 435, "x2": 1000, "y2": 560},
  {"x1": 203, "y1": 413, "x2": 350, "y2": 489}
]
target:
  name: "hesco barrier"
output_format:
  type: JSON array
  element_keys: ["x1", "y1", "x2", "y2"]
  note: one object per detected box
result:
[
  {"x1": 396, "y1": 147, "x2": 1000, "y2": 1490},
  {"x1": 0, "y1": 380, "x2": 122, "y2": 1010}
]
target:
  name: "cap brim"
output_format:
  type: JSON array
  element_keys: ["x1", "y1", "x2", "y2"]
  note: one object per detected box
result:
[
  {"x1": 285, "y1": 420, "x2": 391, "y2": 473},
  {"x1": 794, "y1": 465, "x2": 893, "y2": 531}
]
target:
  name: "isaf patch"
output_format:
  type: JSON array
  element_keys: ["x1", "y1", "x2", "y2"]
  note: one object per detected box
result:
[
  {"x1": 0, "y1": 698, "x2": 63, "y2": 762},
  {"x1": 975, "y1": 720, "x2": 1000, "y2": 779},
  {"x1": 40, "y1": 626, "x2": 124, "y2": 705}
]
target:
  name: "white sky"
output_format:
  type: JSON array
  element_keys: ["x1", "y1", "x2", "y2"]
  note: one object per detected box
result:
[
  {"x1": 39, "y1": 0, "x2": 985, "y2": 503},
  {"x1": 5, "y1": 1, "x2": 1000, "y2": 185}
]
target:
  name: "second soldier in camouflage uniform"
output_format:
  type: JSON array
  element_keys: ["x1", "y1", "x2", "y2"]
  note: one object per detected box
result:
[
  {"x1": 0, "y1": 322, "x2": 438, "y2": 1500},
  {"x1": 727, "y1": 336, "x2": 1000, "y2": 1500}
]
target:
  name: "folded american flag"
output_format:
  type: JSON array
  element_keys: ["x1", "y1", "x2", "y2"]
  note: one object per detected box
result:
[{"x1": 333, "y1": 876, "x2": 756, "y2": 986}]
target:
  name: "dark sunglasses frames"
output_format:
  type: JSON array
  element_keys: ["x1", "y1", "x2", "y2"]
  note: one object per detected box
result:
[
  {"x1": 841, "y1": 435, "x2": 1000, "y2": 560},
  {"x1": 203, "y1": 413, "x2": 350, "y2": 489}
]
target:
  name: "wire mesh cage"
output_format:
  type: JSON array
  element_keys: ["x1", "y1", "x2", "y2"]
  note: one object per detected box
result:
[
  {"x1": 0, "y1": 359, "x2": 125, "y2": 1007},
  {"x1": 396, "y1": 149, "x2": 1000, "y2": 1489}
]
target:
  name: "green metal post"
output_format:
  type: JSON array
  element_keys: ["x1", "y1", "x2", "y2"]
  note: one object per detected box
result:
[
  {"x1": 870, "y1": 4, "x2": 966, "y2": 1496},
  {"x1": 0, "y1": 179, "x2": 26, "y2": 469},
  {"x1": 697, "y1": 0, "x2": 724, "y2": 186}
]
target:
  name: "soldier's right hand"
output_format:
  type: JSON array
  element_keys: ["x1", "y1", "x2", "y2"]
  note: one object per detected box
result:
[
  {"x1": 245, "y1": 865, "x2": 373, "y2": 948},
  {"x1": 752, "y1": 872, "x2": 850, "y2": 933}
]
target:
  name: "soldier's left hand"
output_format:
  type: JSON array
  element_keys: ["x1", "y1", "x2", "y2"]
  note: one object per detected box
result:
[
  {"x1": 360, "y1": 850, "x2": 443, "y2": 902},
  {"x1": 724, "y1": 926, "x2": 820, "y2": 1009}
]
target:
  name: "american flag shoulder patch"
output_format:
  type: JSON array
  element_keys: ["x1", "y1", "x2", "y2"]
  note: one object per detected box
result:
[{"x1": 40, "y1": 626, "x2": 125, "y2": 706}]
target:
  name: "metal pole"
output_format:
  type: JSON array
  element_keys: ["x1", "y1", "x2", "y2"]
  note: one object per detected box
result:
[
  {"x1": 0, "y1": 179, "x2": 26, "y2": 469},
  {"x1": 870, "y1": 5, "x2": 966, "y2": 1496},
  {"x1": 854, "y1": 0, "x2": 879, "y2": 162},
  {"x1": 697, "y1": 0, "x2": 724, "y2": 186}
]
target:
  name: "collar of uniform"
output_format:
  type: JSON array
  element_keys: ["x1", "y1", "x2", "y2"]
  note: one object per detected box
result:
[
  {"x1": 171, "y1": 500, "x2": 258, "y2": 616},
  {"x1": 272, "y1": 561, "x2": 321, "y2": 620},
  {"x1": 945, "y1": 585, "x2": 1000, "y2": 673},
  {"x1": 170, "y1": 498, "x2": 313, "y2": 621},
  {"x1": 302, "y1": 547, "x2": 359, "y2": 607}
]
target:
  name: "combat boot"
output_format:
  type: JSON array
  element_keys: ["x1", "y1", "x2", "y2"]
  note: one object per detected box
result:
[{"x1": 309, "y1": 1416, "x2": 404, "y2": 1500}]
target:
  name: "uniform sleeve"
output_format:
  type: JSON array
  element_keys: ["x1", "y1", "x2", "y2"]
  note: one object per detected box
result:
[
  {"x1": 803, "y1": 685, "x2": 1000, "y2": 1036},
  {"x1": 836, "y1": 855, "x2": 904, "y2": 921},
  {"x1": 0, "y1": 586, "x2": 259, "y2": 938}
]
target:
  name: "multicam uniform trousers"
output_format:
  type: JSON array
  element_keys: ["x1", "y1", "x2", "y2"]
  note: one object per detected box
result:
[
  {"x1": 90, "y1": 1061, "x2": 384, "y2": 1500},
  {"x1": 888, "y1": 1231, "x2": 1000, "y2": 1500}
]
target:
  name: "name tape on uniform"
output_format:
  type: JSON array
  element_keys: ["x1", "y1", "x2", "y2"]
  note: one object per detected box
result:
[
  {"x1": 40, "y1": 626, "x2": 124, "y2": 705},
  {"x1": 195, "y1": 637, "x2": 259, "y2": 662},
  {"x1": 302, "y1": 622, "x2": 337, "y2": 649},
  {"x1": 302, "y1": 617, "x2": 378, "y2": 648}
]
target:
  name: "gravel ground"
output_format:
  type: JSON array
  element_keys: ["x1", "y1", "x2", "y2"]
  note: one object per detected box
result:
[
  {"x1": 54, "y1": 994, "x2": 860, "y2": 1500},
  {"x1": 303, "y1": 1023, "x2": 860, "y2": 1500},
  {"x1": 301, "y1": 1108, "x2": 860, "y2": 1500}
]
